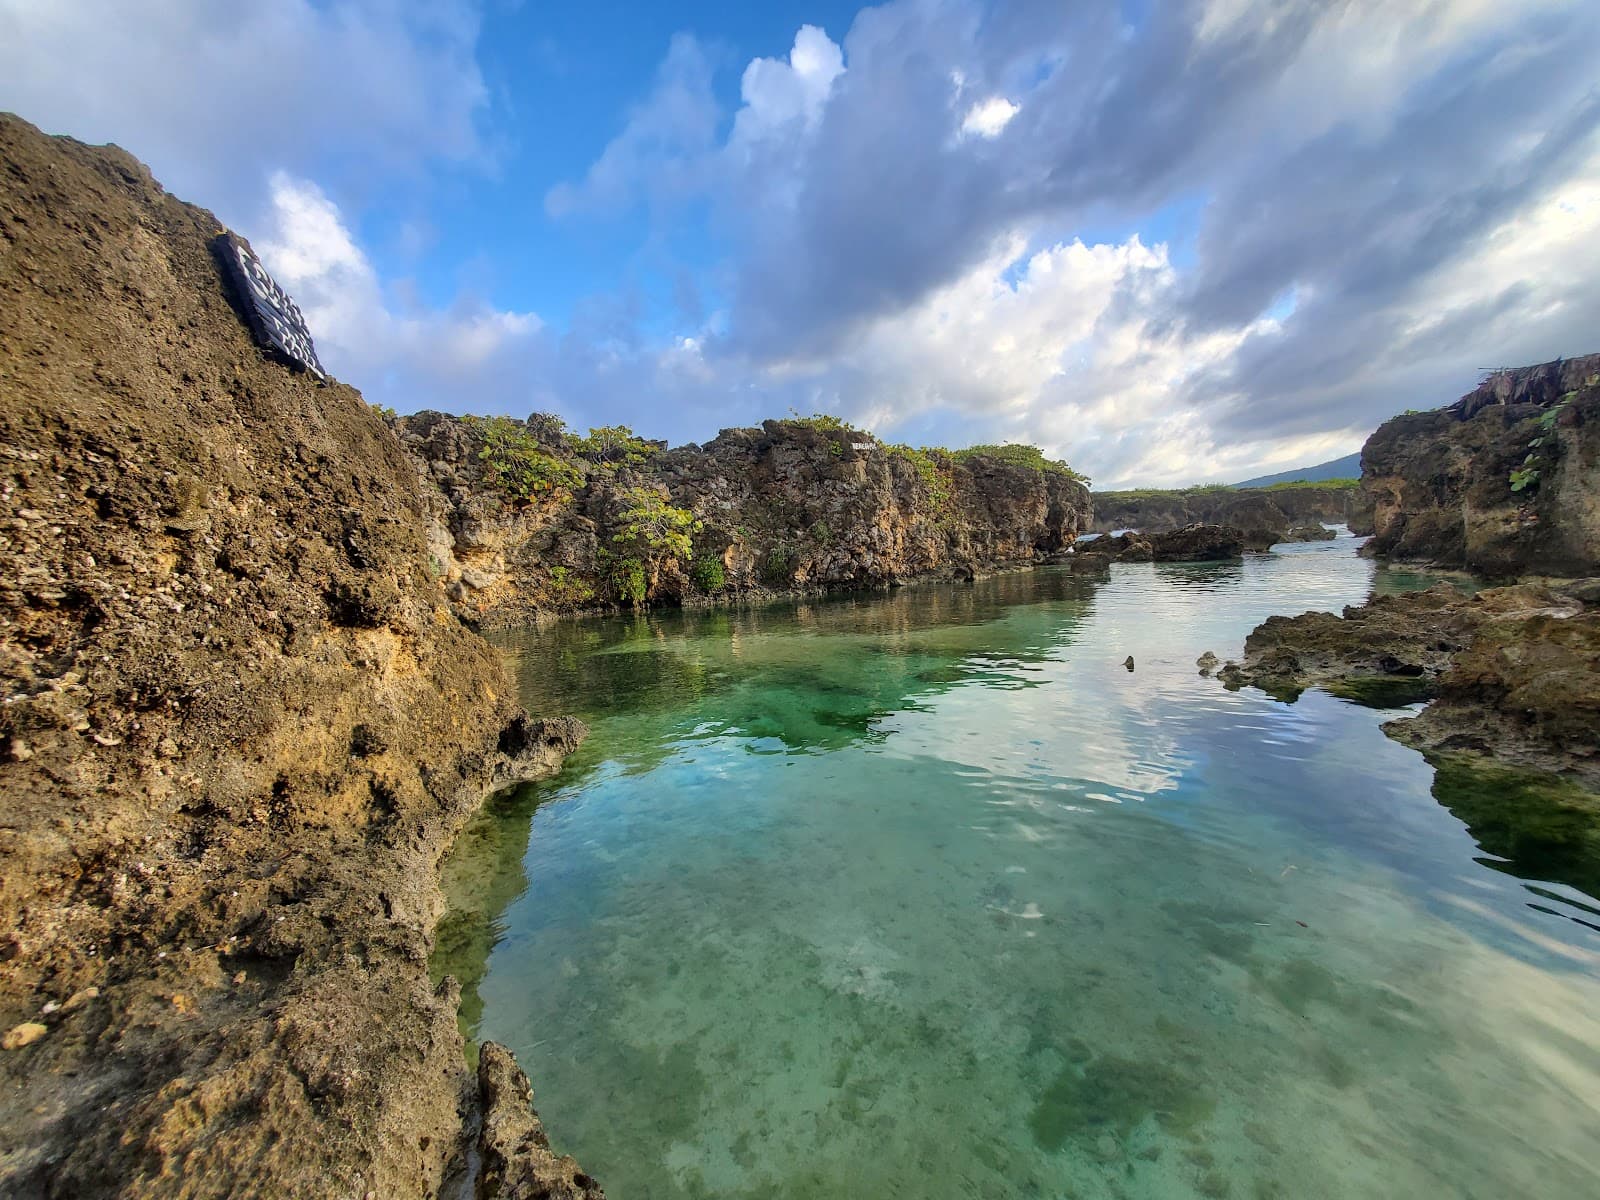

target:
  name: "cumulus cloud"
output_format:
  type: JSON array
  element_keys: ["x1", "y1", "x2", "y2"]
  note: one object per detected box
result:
[
  {"x1": 0, "y1": 0, "x2": 489, "y2": 228},
  {"x1": 257, "y1": 174, "x2": 544, "y2": 407},
  {"x1": 6, "y1": 0, "x2": 1599, "y2": 484},
  {"x1": 545, "y1": 0, "x2": 1600, "y2": 483}
]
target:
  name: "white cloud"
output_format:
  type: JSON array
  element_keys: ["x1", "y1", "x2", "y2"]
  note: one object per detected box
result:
[
  {"x1": 0, "y1": 0, "x2": 489, "y2": 230},
  {"x1": 960, "y1": 97, "x2": 1019, "y2": 140},
  {"x1": 257, "y1": 174, "x2": 542, "y2": 404}
]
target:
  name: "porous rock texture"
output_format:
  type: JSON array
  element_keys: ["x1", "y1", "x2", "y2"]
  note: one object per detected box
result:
[
  {"x1": 1069, "y1": 525, "x2": 1246, "y2": 567},
  {"x1": 1089, "y1": 484, "x2": 1370, "y2": 538},
  {"x1": 1219, "y1": 582, "x2": 1600, "y2": 789},
  {"x1": 0, "y1": 114, "x2": 588, "y2": 1197},
  {"x1": 1361, "y1": 355, "x2": 1600, "y2": 577},
  {"x1": 396, "y1": 412, "x2": 1093, "y2": 627}
]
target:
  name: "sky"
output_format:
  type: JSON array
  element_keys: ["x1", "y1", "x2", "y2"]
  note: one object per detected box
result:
[{"x1": 2, "y1": 1, "x2": 1597, "y2": 487}]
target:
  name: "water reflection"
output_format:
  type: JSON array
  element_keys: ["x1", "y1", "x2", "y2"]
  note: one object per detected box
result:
[{"x1": 434, "y1": 541, "x2": 1600, "y2": 1200}]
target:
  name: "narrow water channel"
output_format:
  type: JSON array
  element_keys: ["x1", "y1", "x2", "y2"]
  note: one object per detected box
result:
[{"x1": 436, "y1": 535, "x2": 1600, "y2": 1199}]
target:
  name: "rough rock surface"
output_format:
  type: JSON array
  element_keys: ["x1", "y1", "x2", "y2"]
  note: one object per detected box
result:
[
  {"x1": 396, "y1": 412, "x2": 1092, "y2": 626},
  {"x1": 1285, "y1": 524, "x2": 1336, "y2": 542},
  {"x1": 1071, "y1": 525, "x2": 1249, "y2": 567},
  {"x1": 0, "y1": 114, "x2": 588, "y2": 1197},
  {"x1": 1219, "y1": 583, "x2": 1600, "y2": 788},
  {"x1": 475, "y1": 1043, "x2": 605, "y2": 1200},
  {"x1": 1361, "y1": 355, "x2": 1600, "y2": 576},
  {"x1": 1089, "y1": 484, "x2": 1370, "y2": 538}
]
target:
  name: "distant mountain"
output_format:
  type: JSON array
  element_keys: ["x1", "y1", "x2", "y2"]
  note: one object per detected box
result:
[{"x1": 1234, "y1": 451, "x2": 1362, "y2": 489}]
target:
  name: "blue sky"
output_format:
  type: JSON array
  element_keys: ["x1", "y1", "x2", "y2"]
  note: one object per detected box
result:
[{"x1": 3, "y1": 1, "x2": 1598, "y2": 486}]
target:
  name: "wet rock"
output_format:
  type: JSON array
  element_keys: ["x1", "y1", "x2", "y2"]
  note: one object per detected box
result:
[
  {"x1": 1123, "y1": 656, "x2": 1136, "y2": 671},
  {"x1": 476, "y1": 1042, "x2": 606, "y2": 1199},
  {"x1": 1146, "y1": 525, "x2": 1245, "y2": 562},
  {"x1": 1220, "y1": 582, "x2": 1600, "y2": 788},
  {"x1": 1197, "y1": 651, "x2": 1220, "y2": 675},
  {"x1": 1285, "y1": 524, "x2": 1336, "y2": 541}
]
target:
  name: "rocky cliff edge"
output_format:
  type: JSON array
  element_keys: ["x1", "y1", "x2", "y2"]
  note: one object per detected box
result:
[{"x1": 0, "y1": 114, "x2": 589, "y2": 1197}]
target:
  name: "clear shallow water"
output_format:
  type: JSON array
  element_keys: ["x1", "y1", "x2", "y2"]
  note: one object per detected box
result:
[{"x1": 436, "y1": 535, "x2": 1600, "y2": 1199}]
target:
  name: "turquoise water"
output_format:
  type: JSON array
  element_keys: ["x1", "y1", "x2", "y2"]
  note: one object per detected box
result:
[{"x1": 437, "y1": 535, "x2": 1600, "y2": 1199}]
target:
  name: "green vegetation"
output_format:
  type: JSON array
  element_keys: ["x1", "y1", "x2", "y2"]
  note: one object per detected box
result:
[
  {"x1": 1094, "y1": 483, "x2": 1233, "y2": 500},
  {"x1": 610, "y1": 486, "x2": 699, "y2": 563},
  {"x1": 1263, "y1": 477, "x2": 1359, "y2": 491},
  {"x1": 887, "y1": 444, "x2": 952, "y2": 511},
  {"x1": 601, "y1": 553, "x2": 647, "y2": 605},
  {"x1": 1510, "y1": 375, "x2": 1594, "y2": 494},
  {"x1": 475, "y1": 415, "x2": 584, "y2": 501},
  {"x1": 761, "y1": 545, "x2": 796, "y2": 587},
  {"x1": 780, "y1": 411, "x2": 859, "y2": 435},
  {"x1": 953, "y1": 443, "x2": 1088, "y2": 481},
  {"x1": 543, "y1": 565, "x2": 596, "y2": 605},
  {"x1": 690, "y1": 553, "x2": 726, "y2": 592},
  {"x1": 1095, "y1": 478, "x2": 1358, "y2": 500},
  {"x1": 573, "y1": 424, "x2": 658, "y2": 469}
]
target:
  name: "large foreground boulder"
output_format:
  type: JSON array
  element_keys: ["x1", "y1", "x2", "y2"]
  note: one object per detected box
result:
[{"x1": 0, "y1": 113, "x2": 589, "y2": 1197}]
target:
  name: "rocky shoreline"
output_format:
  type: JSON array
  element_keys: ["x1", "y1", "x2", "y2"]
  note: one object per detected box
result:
[
  {"x1": 1216, "y1": 358, "x2": 1600, "y2": 815},
  {"x1": 0, "y1": 114, "x2": 599, "y2": 1198}
]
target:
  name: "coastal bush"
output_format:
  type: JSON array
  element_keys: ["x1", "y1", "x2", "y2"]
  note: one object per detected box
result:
[
  {"x1": 888, "y1": 444, "x2": 952, "y2": 511},
  {"x1": 781, "y1": 411, "x2": 856, "y2": 435},
  {"x1": 601, "y1": 553, "x2": 647, "y2": 605},
  {"x1": 573, "y1": 424, "x2": 658, "y2": 469},
  {"x1": 953, "y1": 443, "x2": 1089, "y2": 482},
  {"x1": 690, "y1": 554, "x2": 726, "y2": 591},
  {"x1": 610, "y1": 487, "x2": 699, "y2": 562},
  {"x1": 761, "y1": 545, "x2": 796, "y2": 586},
  {"x1": 475, "y1": 416, "x2": 583, "y2": 501},
  {"x1": 545, "y1": 565, "x2": 595, "y2": 605}
]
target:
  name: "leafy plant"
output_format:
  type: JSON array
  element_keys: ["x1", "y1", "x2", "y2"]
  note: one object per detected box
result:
[
  {"x1": 690, "y1": 553, "x2": 726, "y2": 591},
  {"x1": 1509, "y1": 378, "x2": 1592, "y2": 494},
  {"x1": 952, "y1": 443, "x2": 1088, "y2": 481},
  {"x1": 545, "y1": 565, "x2": 596, "y2": 604},
  {"x1": 782, "y1": 411, "x2": 855, "y2": 434},
  {"x1": 601, "y1": 553, "x2": 647, "y2": 605},
  {"x1": 888, "y1": 444, "x2": 952, "y2": 511},
  {"x1": 475, "y1": 416, "x2": 583, "y2": 501},
  {"x1": 811, "y1": 520, "x2": 833, "y2": 546},
  {"x1": 573, "y1": 425, "x2": 658, "y2": 469},
  {"x1": 610, "y1": 487, "x2": 699, "y2": 562},
  {"x1": 761, "y1": 545, "x2": 796, "y2": 587}
]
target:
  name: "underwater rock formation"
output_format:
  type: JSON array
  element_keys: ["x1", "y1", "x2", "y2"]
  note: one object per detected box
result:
[{"x1": 0, "y1": 114, "x2": 589, "y2": 1196}]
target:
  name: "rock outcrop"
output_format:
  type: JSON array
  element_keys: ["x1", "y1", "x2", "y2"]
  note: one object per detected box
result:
[
  {"x1": 1361, "y1": 355, "x2": 1600, "y2": 577},
  {"x1": 1219, "y1": 583, "x2": 1600, "y2": 788},
  {"x1": 1070, "y1": 524, "x2": 1247, "y2": 567},
  {"x1": 1089, "y1": 484, "x2": 1369, "y2": 538},
  {"x1": 0, "y1": 115, "x2": 587, "y2": 1196},
  {"x1": 396, "y1": 412, "x2": 1093, "y2": 627}
]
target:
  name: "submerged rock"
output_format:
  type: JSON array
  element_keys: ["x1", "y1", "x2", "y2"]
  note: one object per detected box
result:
[
  {"x1": 1220, "y1": 581, "x2": 1600, "y2": 788},
  {"x1": 1196, "y1": 651, "x2": 1220, "y2": 675}
]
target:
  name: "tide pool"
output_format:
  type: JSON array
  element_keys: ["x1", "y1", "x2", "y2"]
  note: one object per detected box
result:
[{"x1": 436, "y1": 536, "x2": 1600, "y2": 1199}]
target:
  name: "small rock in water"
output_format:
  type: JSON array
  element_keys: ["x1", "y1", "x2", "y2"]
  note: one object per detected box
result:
[
  {"x1": 1094, "y1": 1133, "x2": 1121, "y2": 1161},
  {"x1": 3, "y1": 1022, "x2": 48, "y2": 1050},
  {"x1": 1123, "y1": 656, "x2": 1135, "y2": 671},
  {"x1": 1197, "y1": 650, "x2": 1220, "y2": 674}
]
